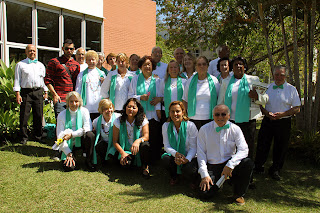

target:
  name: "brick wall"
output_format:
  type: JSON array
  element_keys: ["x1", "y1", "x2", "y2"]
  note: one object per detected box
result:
[{"x1": 103, "y1": 0, "x2": 156, "y2": 59}]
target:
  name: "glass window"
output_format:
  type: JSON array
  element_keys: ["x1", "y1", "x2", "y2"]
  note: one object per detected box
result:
[
  {"x1": 86, "y1": 20, "x2": 101, "y2": 52},
  {"x1": 6, "y1": 2, "x2": 32, "y2": 43},
  {"x1": 9, "y1": 47, "x2": 26, "y2": 64},
  {"x1": 38, "y1": 49, "x2": 59, "y2": 67},
  {"x1": 64, "y1": 15, "x2": 81, "y2": 49},
  {"x1": 38, "y1": 9, "x2": 59, "y2": 47}
]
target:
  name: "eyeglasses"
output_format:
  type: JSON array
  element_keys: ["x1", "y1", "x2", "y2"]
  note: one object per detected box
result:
[
  {"x1": 214, "y1": 113, "x2": 227, "y2": 117},
  {"x1": 64, "y1": 47, "x2": 75, "y2": 51}
]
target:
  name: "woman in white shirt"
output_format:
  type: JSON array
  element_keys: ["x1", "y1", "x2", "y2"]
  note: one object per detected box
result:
[
  {"x1": 216, "y1": 57, "x2": 233, "y2": 83},
  {"x1": 128, "y1": 56, "x2": 163, "y2": 162},
  {"x1": 162, "y1": 101, "x2": 198, "y2": 185},
  {"x1": 181, "y1": 53, "x2": 196, "y2": 79},
  {"x1": 92, "y1": 98, "x2": 121, "y2": 167},
  {"x1": 128, "y1": 54, "x2": 141, "y2": 75},
  {"x1": 160, "y1": 60, "x2": 187, "y2": 118},
  {"x1": 111, "y1": 98, "x2": 150, "y2": 177},
  {"x1": 56, "y1": 91, "x2": 94, "y2": 171},
  {"x1": 182, "y1": 56, "x2": 220, "y2": 130},
  {"x1": 75, "y1": 50, "x2": 106, "y2": 121},
  {"x1": 101, "y1": 53, "x2": 135, "y2": 112}
]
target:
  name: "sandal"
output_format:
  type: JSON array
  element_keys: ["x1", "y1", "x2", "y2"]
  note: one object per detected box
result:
[{"x1": 142, "y1": 166, "x2": 150, "y2": 179}]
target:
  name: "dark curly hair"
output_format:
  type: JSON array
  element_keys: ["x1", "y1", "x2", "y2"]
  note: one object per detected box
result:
[
  {"x1": 217, "y1": 57, "x2": 230, "y2": 72},
  {"x1": 138, "y1": 55, "x2": 157, "y2": 71},
  {"x1": 230, "y1": 56, "x2": 248, "y2": 71},
  {"x1": 120, "y1": 98, "x2": 145, "y2": 127}
]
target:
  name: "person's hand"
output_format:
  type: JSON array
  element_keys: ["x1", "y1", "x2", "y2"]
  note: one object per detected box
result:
[
  {"x1": 150, "y1": 97, "x2": 162, "y2": 105},
  {"x1": 200, "y1": 176, "x2": 213, "y2": 191},
  {"x1": 43, "y1": 92, "x2": 48, "y2": 100},
  {"x1": 140, "y1": 94, "x2": 149, "y2": 101},
  {"x1": 131, "y1": 139, "x2": 140, "y2": 155},
  {"x1": 221, "y1": 166, "x2": 233, "y2": 180},
  {"x1": 153, "y1": 74, "x2": 160, "y2": 78},
  {"x1": 273, "y1": 112, "x2": 285, "y2": 120},
  {"x1": 100, "y1": 77, "x2": 105, "y2": 84},
  {"x1": 64, "y1": 153, "x2": 76, "y2": 168},
  {"x1": 53, "y1": 94, "x2": 61, "y2": 104},
  {"x1": 63, "y1": 133, "x2": 72, "y2": 141},
  {"x1": 249, "y1": 87, "x2": 258, "y2": 100},
  {"x1": 175, "y1": 153, "x2": 189, "y2": 165},
  {"x1": 120, "y1": 152, "x2": 130, "y2": 165},
  {"x1": 16, "y1": 94, "x2": 22, "y2": 105},
  {"x1": 267, "y1": 112, "x2": 276, "y2": 120}
]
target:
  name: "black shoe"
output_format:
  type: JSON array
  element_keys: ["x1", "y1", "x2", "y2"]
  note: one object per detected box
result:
[
  {"x1": 86, "y1": 160, "x2": 96, "y2": 171},
  {"x1": 269, "y1": 170, "x2": 281, "y2": 181},
  {"x1": 20, "y1": 139, "x2": 28, "y2": 145}
]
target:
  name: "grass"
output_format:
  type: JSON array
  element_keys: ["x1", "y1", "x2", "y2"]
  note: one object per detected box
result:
[{"x1": 1, "y1": 140, "x2": 320, "y2": 212}]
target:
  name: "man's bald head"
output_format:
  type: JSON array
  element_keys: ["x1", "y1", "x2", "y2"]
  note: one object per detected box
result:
[{"x1": 25, "y1": 44, "x2": 36, "y2": 60}]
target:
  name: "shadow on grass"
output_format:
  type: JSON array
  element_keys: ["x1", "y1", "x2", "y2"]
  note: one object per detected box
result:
[
  {"x1": 22, "y1": 161, "x2": 64, "y2": 172},
  {"x1": 0, "y1": 143, "x2": 54, "y2": 158}
]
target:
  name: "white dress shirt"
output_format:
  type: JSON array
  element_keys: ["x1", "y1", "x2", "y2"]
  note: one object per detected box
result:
[
  {"x1": 159, "y1": 77, "x2": 187, "y2": 102},
  {"x1": 113, "y1": 117, "x2": 149, "y2": 145},
  {"x1": 218, "y1": 74, "x2": 269, "y2": 121},
  {"x1": 57, "y1": 107, "x2": 92, "y2": 155},
  {"x1": 92, "y1": 112, "x2": 121, "y2": 142},
  {"x1": 128, "y1": 74, "x2": 162, "y2": 121},
  {"x1": 182, "y1": 74, "x2": 220, "y2": 120},
  {"x1": 265, "y1": 82, "x2": 301, "y2": 116},
  {"x1": 197, "y1": 121, "x2": 249, "y2": 178},
  {"x1": 100, "y1": 69, "x2": 135, "y2": 110},
  {"x1": 208, "y1": 57, "x2": 220, "y2": 77},
  {"x1": 75, "y1": 68, "x2": 106, "y2": 113},
  {"x1": 162, "y1": 121, "x2": 198, "y2": 162},
  {"x1": 13, "y1": 58, "x2": 48, "y2": 92},
  {"x1": 79, "y1": 63, "x2": 88, "y2": 72},
  {"x1": 153, "y1": 62, "x2": 167, "y2": 79}
]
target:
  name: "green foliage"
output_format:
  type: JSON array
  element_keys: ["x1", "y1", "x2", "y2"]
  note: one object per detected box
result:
[{"x1": 156, "y1": 34, "x2": 175, "y2": 63}]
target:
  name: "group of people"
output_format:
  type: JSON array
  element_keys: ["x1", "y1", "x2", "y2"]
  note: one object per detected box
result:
[{"x1": 13, "y1": 40, "x2": 301, "y2": 205}]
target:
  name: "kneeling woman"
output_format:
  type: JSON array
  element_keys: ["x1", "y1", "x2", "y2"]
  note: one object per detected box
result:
[
  {"x1": 162, "y1": 101, "x2": 198, "y2": 185},
  {"x1": 110, "y1": 98, "x2": 151, "y2": 177},
  {"x1": 56, "y1": 91, "x2": 94, "y2": 171},
  {"x1": 92, "y1": 99, "x2": 121, "y2": 166}
]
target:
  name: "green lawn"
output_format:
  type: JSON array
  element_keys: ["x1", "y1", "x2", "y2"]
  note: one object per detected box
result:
[{"x1": 1, "y1": 141, "x2": 319, "y2": 212}]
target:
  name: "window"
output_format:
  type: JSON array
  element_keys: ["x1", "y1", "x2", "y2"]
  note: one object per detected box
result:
[
  {"x1": 9, "y1": 47, "x2": 26, "y2": 64},
  {"x1": 64, "y1": 14, "x2": 82, "y2": 49},
  {"x1": 86, "y1": 20, "x2": 101, "y2": 52},
  {"x1": 38, "y1": 49, "x2": 59, "y2": 66},
  {"x1": 37, "y1": 9, "x2": 59, "y2": 48},
  {"x1": 6, "y1": 1, "x2": 32, "y2": 44}
]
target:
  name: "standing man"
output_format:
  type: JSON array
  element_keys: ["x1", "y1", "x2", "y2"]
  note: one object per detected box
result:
[
  {"x1": 208, "y1": 45, "x2": 230, "y2": 77},
  {"x1": 173, "y1": 47, "x2": 185, "y2": 71},
  {"x1": 13, "y1": 44, "x2": 48, "y2": 144},
  {"x1": 151, "y1": 46, "x2": 167, "y2": 79},
  {"x1": 197, "y1": 104, "x2": 254, "y2": 205},
  {"x1": 75, "y1": 47, "x2": 88, "y2": 72},
  {"x1": 255, "y1": 66, "x2": 301, "y2": 180},
  {"x1": 45, "y1": 39, "x2": 80, "y2": 119}
]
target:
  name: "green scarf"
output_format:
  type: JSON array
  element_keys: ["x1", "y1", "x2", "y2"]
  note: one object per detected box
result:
[
  {"x1": 128, "y1": 67, "x2": 141, "y2": 75},
  {"x1": 81, "y1": 67, "x2": 104, "y2": 106},
  {"x1": 118, "y1": 121, "x2": 141, "y2": 167},
  {"x1": 101, "y1": 66, "x2": 108, "y2": 76},
  {"x1": 187, "y1": 73, "x2": 217, "y2": 119},
  {"x1": 224, "y1": 74, "x2": 250, "y2": 123},
  {"x1": 161, "y1": 121, "x2": 187, "y2": 174},
  {"x1": 109, "y1": 73, "x2": 133, "y2": 106},
  {"x1": 137, "y1": 73, "x2": 156, "y2": 112},
  {"x1": 180, "y1": 72, "x2": 187, "y2": 79},
  {"x1": 93, "y1": 113, "x2": 116, "y2": 164},
  {"x1": 61, "y1": 108, "x2": 82, "y2": 160},
  {"x1": 164, "y1": 77, "x2": 183, "y2": 117},
  {"x1": 110, "y1": 65, "x2": 118, "y2": 71}
]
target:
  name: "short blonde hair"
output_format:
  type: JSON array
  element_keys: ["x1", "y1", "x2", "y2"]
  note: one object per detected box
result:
[
  {"x1": 66, "y1": 91, "x2": 83, "y2": 109},
  {"x1": 85, "y1": 50, "x2": 99, "y2": 61},
  {"x1": 98, "y1": 99, "x2": 114, "y2": 114},
  {"x1": 116, "y1": 53, "x2": 129, "y2": 67}
]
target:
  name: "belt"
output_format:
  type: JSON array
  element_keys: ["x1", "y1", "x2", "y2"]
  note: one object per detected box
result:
[{"x1": 21, "y1": 87, "x2": 42, "y2": 91}]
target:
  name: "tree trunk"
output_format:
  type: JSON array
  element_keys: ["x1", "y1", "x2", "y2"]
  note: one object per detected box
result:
[
  {"x1": 258, "y1": 3, "x2": 275, "y2": 76},
  {"x1": 277, "y1": 4, "x2": 293, "y2": 84},
  {"x1": 292, "y1": 0, "x2": 303, "y2": 129},
  {"x1": 313, "y1": 51, "x2": 320, "y2": 131},
  {"x1": 303, "y1": 5, "x2": 309, "y2": 131}
]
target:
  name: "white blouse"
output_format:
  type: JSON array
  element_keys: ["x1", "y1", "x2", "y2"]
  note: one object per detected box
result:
[{"x1": 92, "y1": 113, "x2": 121, "y2": 142}]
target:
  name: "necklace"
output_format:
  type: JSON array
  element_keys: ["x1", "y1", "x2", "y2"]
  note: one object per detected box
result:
[{"x1": 101, "y1": 122, "x2": 110, "y2": 136}]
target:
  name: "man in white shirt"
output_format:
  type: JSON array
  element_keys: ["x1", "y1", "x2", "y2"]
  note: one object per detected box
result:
[
  {"x1": 197, "y1": 104, "x2": 254, "y2": 205},
  {"x1": 151, "y1": 46, "x2": 167, "y2": 79},
  {"x1": 75, "y1": 47, "x2": 88, "y2": 72},
  {"x1": 208, "y1": 45, "x2": 230, "y2": 77},
  {"x1": 173, "y1": 47, "x2": 185, "y2": 71},
  {"x1": 255, "y1": 66, "x2": 301, "y2": 180},
  {"x1": 13, "y1": 44, "x2": 48, "y2": 144}
]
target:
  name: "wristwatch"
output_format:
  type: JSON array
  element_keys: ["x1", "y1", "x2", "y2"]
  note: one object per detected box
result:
[{"x1": 140, "y1": 138, "x2": 144, "y2": 143}]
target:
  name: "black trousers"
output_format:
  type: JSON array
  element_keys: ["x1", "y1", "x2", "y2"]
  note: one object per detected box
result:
[
  {"x1": 149, "y1": 119, "x2": 163, "y2": 162},
  {"x1": 20, "y1": 88, "x2": 44, "y2": 141},
  {"x1": 190, "y1": 119, "x2": 212, "y2": 131},
  {"x1": 199, "y1": 158, "x2": 254, "y2": 199},
  {"x1": 231, "y1": 119, "x2": 256, "y2": 159},
  {"x1": 255, "y1": 117, "x2": 291, "y2": 172},
  {"x1": 162, "y1": 155, "x2": 198, "y2": 182}
]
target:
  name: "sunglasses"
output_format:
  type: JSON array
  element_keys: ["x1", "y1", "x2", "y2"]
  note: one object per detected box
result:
[
  {"x1": 214, "y1": 113, "x2": 227, "y2": 117},
  {"x1": 64, "y1": 47, "x2": 75, "y2": 50}
]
